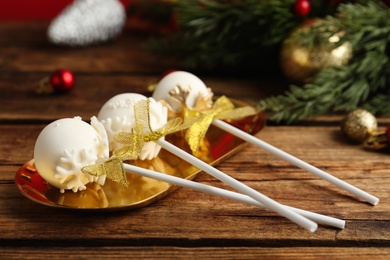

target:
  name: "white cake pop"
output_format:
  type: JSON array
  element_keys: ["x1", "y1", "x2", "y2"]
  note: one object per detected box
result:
[
  {"x1": 152, "y1": 71, "x2": 213, "y2": 111},
  {"x1": 34, "y1": 116, "x2": 109, "y2": 193},
  {"x1": 98, "y1": 93, "x2": 168, "y2": 160},
  {"x1": 154, "y1": 72, "x2": 380, "y2": 206}
]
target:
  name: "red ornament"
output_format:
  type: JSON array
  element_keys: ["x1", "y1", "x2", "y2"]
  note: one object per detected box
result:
[
  {"x1": 36, "y1": 68, "x2": 75, "y2": 94},
  {"x1": 294, "y1": 0, "x2": 311, "y2": 17},
  {"x1": 50, "y1": 69, "x2": 75, "y2": 94}
]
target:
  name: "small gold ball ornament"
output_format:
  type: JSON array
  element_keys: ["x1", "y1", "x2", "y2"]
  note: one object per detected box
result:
[
  {"x1": 280, "y1": 20, "x2": 352, "y2": 84},
  {"x1": 341, "y1": 109, "x2": 378, "y2": 142}
]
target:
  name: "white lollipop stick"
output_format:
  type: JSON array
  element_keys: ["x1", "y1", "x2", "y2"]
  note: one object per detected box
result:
[
  {"x1": 155, "y1": 139, "x2": 318, "y2": 232},
  {"x1": 212, "y1": 119, "x2": 379, "y2": 205},
  {"x1": 123, "y1": 163, "x2": 345, "y2": 229}
]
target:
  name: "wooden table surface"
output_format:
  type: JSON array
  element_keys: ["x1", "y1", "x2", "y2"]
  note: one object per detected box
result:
[{"x1": 1, "y1": 22, "x2": 390, "y2": 259}]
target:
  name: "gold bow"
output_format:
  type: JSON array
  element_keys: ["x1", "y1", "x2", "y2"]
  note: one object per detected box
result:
[
  {"x1": 80, "y1": 97, "x2": 256, "y2": 187},
  {"x1": 81, "y1": 155, "x2": 128, "y2": 187},
  {"x1": 185, "y1": 96, "x2": 257, "y2": 154},
  {"x1": 81, "y1": 99, "x2": 200, "y2": 188},
  {"x1": 113, "y1": 99, "x2": 201, "y2": 161}
]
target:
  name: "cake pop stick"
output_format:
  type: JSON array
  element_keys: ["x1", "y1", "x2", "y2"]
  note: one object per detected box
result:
[
  {"x1": 155, "y1": 138, "x2": 319, "y2": 232},
  {"x1": 98, "y1": 93, "x2": 318, "y2": 232},
  {"x1": 32, "y1": 115, "x2": 342, "y2": 229},
  {"x1": 30, "y1": 115, "x2": 341, "y2": 229},
  {"x1": 212, "y1": 119, "x2": 379, "y2": 205},
  {"x1": 152, "y1": 71, "x2": 379, "y2": 206},
  {"x1": 122, "y1": 162, "x2": 345, "y2": 229}
]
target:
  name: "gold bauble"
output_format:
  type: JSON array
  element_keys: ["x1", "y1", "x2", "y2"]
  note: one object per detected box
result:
[
  {"x1": 341, "y1": 109, "x2": 378, "y2": 143},
  {"x1": 280, "y1": 21, "x2": 352, "y2": 84}
]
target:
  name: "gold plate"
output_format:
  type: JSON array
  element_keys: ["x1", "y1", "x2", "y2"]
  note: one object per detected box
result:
[{"x1": 15, "y1": 105, "x2": 265, "y2": 211}]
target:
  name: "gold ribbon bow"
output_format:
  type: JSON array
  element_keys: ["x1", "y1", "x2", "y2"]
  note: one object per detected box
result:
[
  {"x1": 113, "y1": 99, "x2": 201, "y2": 161},
  {"x1": 81, "y1": 156, "x2": 128, "y2": 187},
  {"x1": 80, "y1": 97, "x2": 255, "y2": 187},
  {"x1": 81, "y1": 99, "x2": 202, "y2": 188},
  {"x1": 185, "y1": 96, "x2": 257, "y2": 154}
]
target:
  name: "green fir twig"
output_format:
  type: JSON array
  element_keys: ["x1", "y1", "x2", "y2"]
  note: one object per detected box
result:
[
  {"x1": 147, "y1": 0, "x2": 299, "y2": 70},
  {"x1": 143, "y1": 0, "x2": 390, "y2": 123},
  {"x1": 259, "y1": 1, "x2": 390, "y2": 123}
]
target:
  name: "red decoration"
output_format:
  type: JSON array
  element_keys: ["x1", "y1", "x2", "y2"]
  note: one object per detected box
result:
[
  {"x1": 294, "y1": 0, "x2": 311, "y2": 17},
  {"x1": 36, "y1": 68, "x2": 75, "y2": 95},
  {"x1": 49, "y1": 69, "x2": 75, "y2": 94},
  {"x1": 0, "y1": 1, "x2": 129, "y2": 21}
]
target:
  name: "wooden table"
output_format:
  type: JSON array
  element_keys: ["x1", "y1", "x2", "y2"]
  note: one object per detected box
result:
[{"x1": 1, "y1": 22, "x2": 390, "y2": 259}]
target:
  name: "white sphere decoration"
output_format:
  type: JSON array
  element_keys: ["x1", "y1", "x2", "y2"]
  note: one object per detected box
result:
[
  {"x1": 152, "y1": 71, "x2": 212, "y2": 110},
  {"x1": 34, "y1": 116, "x2": 109, "y2": 193},
  {"x1": 98, "y1": 93, "x2": 168, "y2": 160}
]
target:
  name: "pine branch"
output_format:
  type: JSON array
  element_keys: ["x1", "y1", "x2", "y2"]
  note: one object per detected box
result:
[
  {"x1": 364, "y1": 91, "x2": 390, "y2": 116},
  {"x1": 147, "y1": 0, "x2": 299, "y2": 70},
  {"x1": 259, "y1": 1, "x2": 390, "y2": 123},
  {"x1": 144, "y1": 0, "x2": 390, "y2": 122}
]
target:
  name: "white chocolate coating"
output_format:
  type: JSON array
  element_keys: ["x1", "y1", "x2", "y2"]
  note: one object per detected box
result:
[
  {"x1": 152, "y1": 71, "x2": 213, "y2": 110},
  {"x1": 98, "y1": 93, "x2": 168, "y2": 160},
  {"x1": 34, "y1": 117, "x2": 109, "y2": 193}
]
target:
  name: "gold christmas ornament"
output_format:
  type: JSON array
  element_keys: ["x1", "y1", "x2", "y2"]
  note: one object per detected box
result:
[
  {"x1": 341, "y1": 109, "x2": 378, "y2": 142},
  {"x1": 280, "y1": 21, "x2": 352, "y2": 84}
]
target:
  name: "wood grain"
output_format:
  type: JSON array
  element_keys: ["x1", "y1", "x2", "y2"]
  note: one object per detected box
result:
[
  {"x1": 1, "y1": 21, "x2": 389, "y2": 259},
  {"x1": 1, "y1": 247, "x2": 390, "y2": 260}
]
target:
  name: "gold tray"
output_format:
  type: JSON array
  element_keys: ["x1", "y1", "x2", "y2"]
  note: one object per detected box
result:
[{"x1": 15, "y1": 106, "x2": 265, "y2": 211}]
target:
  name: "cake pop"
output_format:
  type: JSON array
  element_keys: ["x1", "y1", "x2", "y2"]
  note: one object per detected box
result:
[{"x1": 34, "y1": 116, "x2": 109, "y2": 193}]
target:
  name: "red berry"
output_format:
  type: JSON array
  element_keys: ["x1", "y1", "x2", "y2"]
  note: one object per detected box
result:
[
  {"x1": 50, "y1": 69, "x2": 75, "y2": 94},
  {"x1": 294, "y1": 0, "x2": 311, "y2": 17}
]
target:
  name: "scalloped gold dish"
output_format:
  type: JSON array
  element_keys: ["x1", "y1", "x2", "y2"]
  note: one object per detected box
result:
[{"x1": 15, "y1": 103, "x2": 265, "y2": 211}]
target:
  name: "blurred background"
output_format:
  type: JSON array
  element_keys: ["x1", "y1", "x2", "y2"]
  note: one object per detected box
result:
[
  {"x1": 1, "y1": 0, "x2": 389, "y2": 124},
  {"x1": 0, "y1": 1, "x2": 129, "y2": 20}
]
